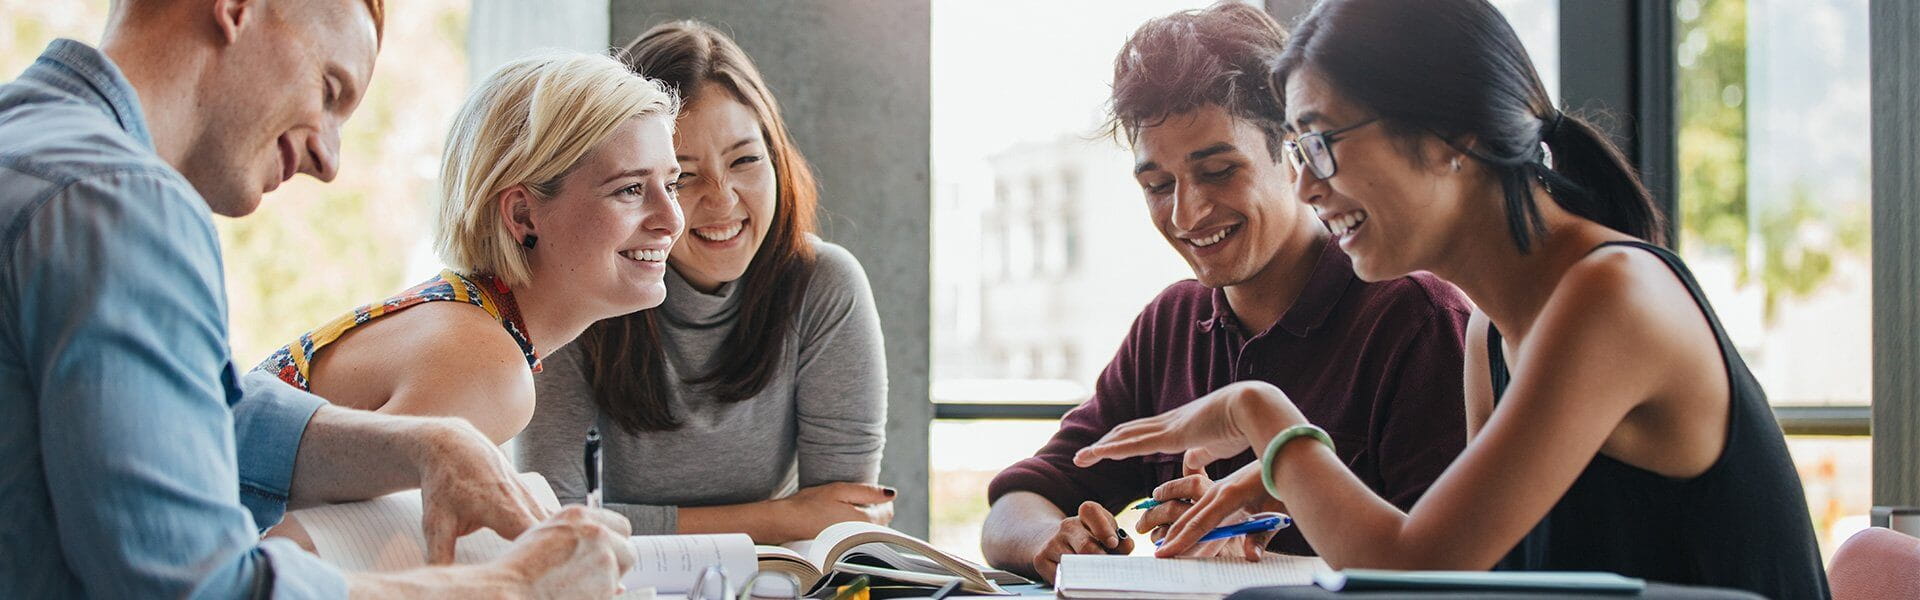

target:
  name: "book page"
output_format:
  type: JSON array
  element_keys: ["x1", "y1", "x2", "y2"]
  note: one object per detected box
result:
[
  {"x1": 1056, "y1": 554, "x2": 1326, "y2": 598},
  {"x1": 804, "y1": 522, "x2": 1016, "y2": 594},
  {"x1": 293, "y1": 472, "x2": 560, "y2": 571},
  {"x1": 619, "y1": 534, "x2": 756, "y2": 594},
  {"x1": 805, "y1": 521, "x2": 989, "y2": 573}
]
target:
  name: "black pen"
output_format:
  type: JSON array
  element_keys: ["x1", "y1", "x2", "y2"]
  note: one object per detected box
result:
[{"x1": 584, "y1": 427, "x2": 603, "y2": 508}]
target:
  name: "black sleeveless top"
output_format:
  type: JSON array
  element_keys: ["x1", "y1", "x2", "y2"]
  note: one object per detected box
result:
[{"x1": 1486, "y1": 241, "x2": 1829, "y2": 599}]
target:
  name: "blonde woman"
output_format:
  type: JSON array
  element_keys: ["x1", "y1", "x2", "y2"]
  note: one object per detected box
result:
[
  {"x1": 254, "y1": 52, "x2": 685, "y2": 445},
  {"x1": 516, "y1": 22, "x2": 890, "y2": 543}
]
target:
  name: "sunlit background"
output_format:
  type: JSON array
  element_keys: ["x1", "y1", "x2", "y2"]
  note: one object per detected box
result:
[{"x1": 2, "y1": 0, "x2": 1872, "y2": 565}]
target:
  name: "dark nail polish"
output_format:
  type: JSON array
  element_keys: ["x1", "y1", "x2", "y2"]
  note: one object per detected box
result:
[
  {"x1": 883, "y1": 487, "x2": 897, "y2": 498},
  {"x1": 1116, "y1": 529, "x2": 1130, "y2": 540}
]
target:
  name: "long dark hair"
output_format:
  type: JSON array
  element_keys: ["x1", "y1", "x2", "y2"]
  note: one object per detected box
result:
[
  {"x1": 583, "y1": 20, "x2": 819, "y2": 433},
  {"x1": 1274, "y1": 0, "x2": 1666, "y2": 251}
]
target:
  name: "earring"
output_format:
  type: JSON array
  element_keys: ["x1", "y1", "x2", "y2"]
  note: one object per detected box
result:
[
  {"x1": 521, "y1": 234, "x2": 538, "y2": 249},
  {"x1": 1451, "y1": 157, "x2": 1462, "y2": 172}
]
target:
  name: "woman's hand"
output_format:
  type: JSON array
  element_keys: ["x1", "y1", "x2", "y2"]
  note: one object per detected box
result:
[
  {"x1": 1138, "y1": 467, "x2": 1274, "y2": 560},
  {"x1": 1073, "y1": 381, "x2": 1303, "y2": 471},
  {"x1": 770, "y1": 482, "x2": 896, "y2": 541},
  {"x1": 1150, "y1": 461, "x2": 1283, "y2": 558}
]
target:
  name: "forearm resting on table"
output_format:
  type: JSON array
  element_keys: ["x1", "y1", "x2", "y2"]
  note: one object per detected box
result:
[
  {"x1": 286, "y1": 406, "x2": 467, "y2": 509},
  {"x1": 981, "y1": 492, "x2": 1068, "y2": 576},
  {"x1": 676, "y1": 501, "x2": 795, "y2": 543}
]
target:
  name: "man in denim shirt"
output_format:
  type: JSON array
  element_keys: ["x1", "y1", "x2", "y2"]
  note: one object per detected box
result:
[{"x1": 0, "y1": 1, "x2": 636, "y2": 597}]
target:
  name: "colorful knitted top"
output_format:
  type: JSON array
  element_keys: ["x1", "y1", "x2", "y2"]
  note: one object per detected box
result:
[{"x1": 254, "y1": 269, "x2": 541, "y2": 391}]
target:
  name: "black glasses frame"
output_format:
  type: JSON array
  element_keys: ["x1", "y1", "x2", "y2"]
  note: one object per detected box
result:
[{"x1": 1284, "y1": 117, "x2": 1379, "y2": 180}]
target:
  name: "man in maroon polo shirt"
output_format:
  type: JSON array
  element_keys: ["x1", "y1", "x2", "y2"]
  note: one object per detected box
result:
[{"x1": 979, "y1": 4, "x2": 1472, "y2": 584}]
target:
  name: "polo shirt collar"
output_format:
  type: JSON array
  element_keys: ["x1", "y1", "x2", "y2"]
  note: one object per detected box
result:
[{"x1": 1200, "y1": 237, "x2": 1353, "y2": 338}]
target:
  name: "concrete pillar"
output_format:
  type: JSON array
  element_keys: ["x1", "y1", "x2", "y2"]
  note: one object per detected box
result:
[
  {"x1": 467, "y1": 0, "x2": 611, "y2": 85},
  {"x1": 1871, "y1": 0, "x2": 1920, "y2": 521}
]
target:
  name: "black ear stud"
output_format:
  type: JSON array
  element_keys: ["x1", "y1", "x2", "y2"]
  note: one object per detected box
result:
[{"x1": 522, "y1": 234, "x2": 538, "y2": 249}]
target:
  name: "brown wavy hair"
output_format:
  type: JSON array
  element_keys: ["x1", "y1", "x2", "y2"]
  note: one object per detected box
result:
[
  {"x1": 1103, "y1": 2, "x2": 1291, "y2": 162},
  {"x1": 585, "y1": 20, "x2": 820, "y2": 433}
]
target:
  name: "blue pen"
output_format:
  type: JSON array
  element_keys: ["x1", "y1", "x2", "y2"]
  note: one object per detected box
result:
[{"x1": 1155, "y1": 513, "x2": 1292, "y2": 547}]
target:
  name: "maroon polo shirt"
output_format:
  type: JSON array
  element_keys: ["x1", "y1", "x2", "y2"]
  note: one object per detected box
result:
[{"x1": 987, "y1": 239, "x2": 1472, "y2": 555}]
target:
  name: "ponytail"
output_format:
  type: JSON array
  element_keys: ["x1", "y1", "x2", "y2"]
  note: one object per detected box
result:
[{"x1": 1531, "y1": 112, "x2": 1666, "y2": 247}]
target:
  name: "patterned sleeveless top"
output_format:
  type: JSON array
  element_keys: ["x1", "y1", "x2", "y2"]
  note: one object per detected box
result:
[{"x1": 255, "y1": 269, "x2": 542, "y2": 391}]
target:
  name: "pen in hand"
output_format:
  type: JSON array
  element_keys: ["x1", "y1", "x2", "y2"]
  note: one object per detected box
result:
[
  {"x1": 1154, "y1": 513, "x2": 1291, "y2": 547},
  {"x1": 584, "y1": 428, "x2": 603, "y2": 509},
  {"x1": 1130, "y1": 498, "x2": 1187, "y2": 512}
]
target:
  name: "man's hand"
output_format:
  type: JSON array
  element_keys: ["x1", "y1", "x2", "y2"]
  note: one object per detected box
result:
[
  {"x1": 494, "y1": 506, "x2": 638, "y2": 599},
  {"x1": 410, "y1": 420, "x2": 553, "y2": 564},
  {"x1": 348, "y1": 506, "x2": 637, "y2": 599},
  {"x1": 1032, "y1": 501, "x2": 1135, "y2": 584}
]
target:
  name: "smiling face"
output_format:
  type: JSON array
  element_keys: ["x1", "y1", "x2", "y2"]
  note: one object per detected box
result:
[
  {"x1": 185, "y1": 0, "x2": 379, "y2": 217},
  {"x1": 667, "y1": 82, "x2": 777, "y2": 292},
  {"x1": 1283, "y1": 67, "x2": 1473, "y2": 282},
  {"x1": 519, "y1": 115, "x2": 685, "y2": 318},
  {"x1": 1133, "y1": 105, "x2": 1316, "y2": 288}
]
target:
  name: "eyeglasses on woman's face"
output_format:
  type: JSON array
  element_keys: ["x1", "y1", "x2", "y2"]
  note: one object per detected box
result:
[{"x1": 1283, "y1": 117, "x2": 1379, "y2": 180}]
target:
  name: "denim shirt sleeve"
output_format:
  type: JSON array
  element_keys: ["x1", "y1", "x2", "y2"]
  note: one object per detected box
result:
[
  {"x1": 234, "y1": 369, "x2": 330, "y2": 529},
  {"x1": 10, "y1": 171, "x2": 346, "y2": 598}
]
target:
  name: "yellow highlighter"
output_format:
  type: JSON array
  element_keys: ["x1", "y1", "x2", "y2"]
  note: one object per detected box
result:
[{"x1": 829, "y1": 575, "x2": 871, "y2": 600}]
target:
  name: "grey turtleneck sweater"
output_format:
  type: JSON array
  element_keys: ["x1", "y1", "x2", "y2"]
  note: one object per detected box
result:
[{"x1": 513, "y1": 239, "x2": 888, "y2": 534}]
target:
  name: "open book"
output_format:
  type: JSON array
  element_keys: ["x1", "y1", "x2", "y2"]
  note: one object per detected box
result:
[{"x1": 753, "y1": 522, "x2": 1030, "y2": 596}]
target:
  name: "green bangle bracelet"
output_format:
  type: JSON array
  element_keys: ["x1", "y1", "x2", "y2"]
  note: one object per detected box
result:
[{"x1": 1260, "y1": 424, "x2": 1334, "y2": 500}]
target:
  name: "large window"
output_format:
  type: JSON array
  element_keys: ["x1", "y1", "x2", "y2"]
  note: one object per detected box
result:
[
  {"x1": 2, "y1": 0, "x2": 470, "y2": 365},
  {"x1": 1673, "y1": 0, "x2": 1873, "y2": 556},
  {"x1": 928, "y1": 0, "x2": 1225, "y2": 560}
]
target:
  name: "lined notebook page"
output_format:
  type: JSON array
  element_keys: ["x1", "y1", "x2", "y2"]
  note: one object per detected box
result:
[
  {"x1": 293, "y1": 472, "x2": 561, "y2": 571},
  {"x1": 1057, "y1": 554, "x2": 1327, "y2": 599}
]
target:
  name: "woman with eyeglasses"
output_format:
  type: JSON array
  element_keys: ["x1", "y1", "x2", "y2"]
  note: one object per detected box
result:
[{"x1": 1071, "y1": 0, "x2": 1828, "y2": 597}]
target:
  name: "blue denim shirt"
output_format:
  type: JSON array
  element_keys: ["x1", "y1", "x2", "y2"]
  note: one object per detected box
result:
[{"x1": 0, "y1": 40, "x2": 348, "y2": 598}]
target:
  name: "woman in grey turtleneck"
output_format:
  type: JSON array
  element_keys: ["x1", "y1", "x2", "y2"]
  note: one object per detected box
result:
[{"x1": 514, "y1": 21, "x2": 891, "y2": 543}]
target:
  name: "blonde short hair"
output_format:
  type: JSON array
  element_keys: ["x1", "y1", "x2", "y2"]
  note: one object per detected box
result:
[{"x1": 434, "y1": 51, "x2": 679, "y2": 287}]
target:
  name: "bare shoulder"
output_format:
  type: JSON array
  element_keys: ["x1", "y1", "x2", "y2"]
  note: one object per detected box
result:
[
  {"x1": 347, "y1": 301, "x2": 537, "y2": 444},
  {"x1": 1527, "y1": 244, "x2": 1733, "y2": 477},
  {"x1": 1545, "y1": 245, "x2": 1705, "y2": 339}
]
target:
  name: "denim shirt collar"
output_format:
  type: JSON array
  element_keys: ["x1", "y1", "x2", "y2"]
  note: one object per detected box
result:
[{"x1": 29, "y1": 39, "x2": 153, "y2": 150}]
